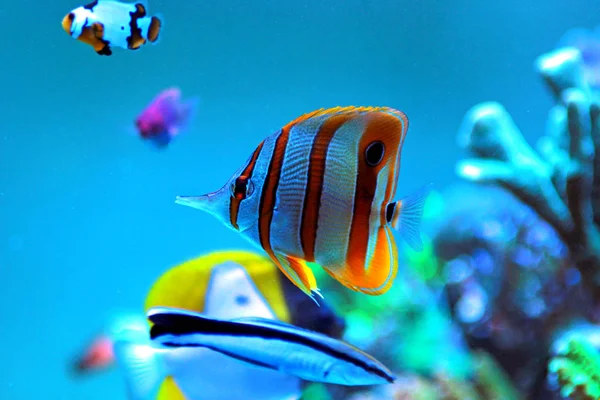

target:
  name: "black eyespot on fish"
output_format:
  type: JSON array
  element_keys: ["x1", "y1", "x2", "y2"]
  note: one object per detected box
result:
[
  {"x1": 235, "y1": 295, "x2": 249, "y2": 306},
  {"x1": 365, "y1": 141, "x2": 385, "y2": 166},
  {"x1": 230, "y1": 176, "x2": 255, "y2": 200},
  {"x1": 385, "y1": 202, "x2": 395, "y2": 223},
  {"x1": 121, "y1": 26, "x2": 125, "y2": 30}
]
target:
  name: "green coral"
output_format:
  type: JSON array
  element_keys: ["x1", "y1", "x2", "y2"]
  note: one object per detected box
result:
[{"x1": 549, "y1": 336, "x2": 600, "y2": 399}]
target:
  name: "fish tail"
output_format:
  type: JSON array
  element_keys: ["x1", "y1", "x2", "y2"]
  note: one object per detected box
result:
[
  {"x1": 138, "y1": 14, "x2": 163, "y2": 44},
  {"x1": 176, "y1": 96, "x2": 200, "y2": 133},
  {"x1": 112, "y1": 338, "x2": 166, "y2": 400},
  {"x1": 387, "y1": 183, "x2": 433, "y2": 252}
]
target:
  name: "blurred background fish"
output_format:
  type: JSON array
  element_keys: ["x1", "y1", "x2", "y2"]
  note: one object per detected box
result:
[
  {"x1": 70, "y1": 313, "x2": 148, "y2": 375},
  {"x1": 72, "y1": 250, "x2": 345, "y2": 399},
  {"x1": 135, "y1": 88, "x2": 199, "y2": 149}
]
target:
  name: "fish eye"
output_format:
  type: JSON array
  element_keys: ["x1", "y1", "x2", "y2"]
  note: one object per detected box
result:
[
  {"x1": 230, "y1": 175, "x2": 255, "y2": 200},
  {"x1": 235, "y1": 294, "x2": 249, "y2": 305},
  {"x1": 365, "y1": 141, "x2": 385, "y2": 166}
]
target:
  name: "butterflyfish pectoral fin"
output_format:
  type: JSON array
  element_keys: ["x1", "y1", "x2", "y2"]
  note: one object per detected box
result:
[
  {"x1": 271, "y1": 253, "x2": 321, "y2": 306},
  {"x1": 325, "y1": 226, "x2": 398, "y2": 296},
  {"x1": 112, "y1": 339, "x2": 166, "y2": 400},
  {"x1": 387, "y1": 183, "x2": 433, "y2": 252}
]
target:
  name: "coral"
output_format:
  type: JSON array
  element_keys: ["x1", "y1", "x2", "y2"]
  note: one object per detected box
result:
[
  {"x1": 455, "y1": 47, "x2": 600, "y2": 302},
  {"x1": 424, "y1": 45, "x2": 600, "y2": 398},
  {"x1": 557, "y1": 26, "x2": 600, "y2": 91},
  {"x1": 426, "y1": 181, "x2": 591, "y2": 395},
  {"x1": 548, "y1": 335, "x2": 600, "y2": 399}
]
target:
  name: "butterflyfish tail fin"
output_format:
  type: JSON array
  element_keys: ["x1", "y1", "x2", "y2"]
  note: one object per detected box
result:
[
  {"x1": 113, "y1": 338, "x2": 166, "y2": 400},
  {"x1": 324, "y1": 226, "x2": 398, "y2": 296},
  {"x1": 272, "y1": 253, "x2": 321, "y2": 306},
  {"x1": 388, "y1": 183, "x2": 433, "y2": 252}
]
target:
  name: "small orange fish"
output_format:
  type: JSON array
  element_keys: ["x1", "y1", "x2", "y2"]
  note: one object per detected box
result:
[{"x1": 176, "y1": 106, "x2": 431, "y2": 300}]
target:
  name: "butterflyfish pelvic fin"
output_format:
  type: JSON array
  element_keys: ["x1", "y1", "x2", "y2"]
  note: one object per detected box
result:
[
  {"x1": 112, "y1": 338, "x2": 166, "y2": 400},
  {"x1": 272, "y1": 253, "x2": 322, "y2": 306},
  {"x1": 388, "y1": 183, "x2": 433, "y2": 252}
]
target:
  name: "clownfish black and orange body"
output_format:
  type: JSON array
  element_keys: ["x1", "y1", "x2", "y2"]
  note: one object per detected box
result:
[
  {"x1": 62, "y1": 0, "x2": 162, "y2": 56},
  {"x1": 176, "y1": 106, "x2": 432, "y2": 301}
]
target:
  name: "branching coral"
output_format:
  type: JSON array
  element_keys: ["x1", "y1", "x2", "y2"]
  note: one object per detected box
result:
[
  {"x1": 455, "y1": 47, "x2": 600, "y2": 303},
  {"x1": 548, "y1": 335, "x2": 600, "y2": 399}
]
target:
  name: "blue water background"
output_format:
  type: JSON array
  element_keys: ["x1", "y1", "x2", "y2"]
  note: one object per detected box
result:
[{"x1": 1, "y1": 1, "x2": 599, "y2": 398}]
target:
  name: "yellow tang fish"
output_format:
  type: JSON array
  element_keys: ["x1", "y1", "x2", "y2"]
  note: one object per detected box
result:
[
  {"x1": 176, "y1": 106, "x2": 432, "y2": 301},
  {"x1": 113, "y1": 250, "x2": 344, "y2": 400}
]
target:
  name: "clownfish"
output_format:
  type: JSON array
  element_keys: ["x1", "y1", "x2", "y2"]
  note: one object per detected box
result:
[
  {"x1": 175, "y1": 106, "x2": 432, "y2": 301},
  {"x1": 62, "y1": 0, "x2": 162, "y2": 56}
]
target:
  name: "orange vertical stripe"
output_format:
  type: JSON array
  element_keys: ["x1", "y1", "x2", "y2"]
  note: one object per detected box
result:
[
  {"x1": 258, "y1": 129, "x2": 290, "y2": 258},
  {"x1": 257, "y1": 110, "x2": 331, "y2": 256},
  {"x1": 346, "y1": 111, "x2": 404, "y2": 281}
]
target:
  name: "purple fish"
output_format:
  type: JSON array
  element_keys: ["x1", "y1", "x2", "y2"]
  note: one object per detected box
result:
[{"x1": 135, "y1": 87, "x2": 198, "y2": 148}]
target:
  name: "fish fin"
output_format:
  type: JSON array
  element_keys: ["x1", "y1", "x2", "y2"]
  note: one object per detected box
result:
[
  {"x1": 133, "y1": 2, "x2": 147, "y2": 17},
  {"x1": 112, "y1": 339, "x2": 166, "y2": 400},
  {"x1": 145, "y1": 250, "x2": 292, "y2": 324},
  {"x1": 156, "y1": 376, "x2": 187, "y2": 400},
  {"x1": 388, "y1": 183, "x2": 433, "y2": 252},
  {"x1": 271, "y1": 253, "x2": 321, "y2": 305},
  {"x1": 324, "y1": 226, "x2": 398, "y2": 296},
  {"x1": 95, "y1": 44, "x2": 112, "y2": 56},
  {"x1": 174, "y1": 96, "x2": 200, "y2": 135},
  {"x1": 138, "y1": 14, "x2": 163, "y2": 44},
  {"x1": 203, "y1": 261, "x2": 277, "y2": 320},
  {"x1": 90, "y1": 22, "x2": 104, "y2": 40},
  {"x1": 230, "y1": 316, "x2": 317, "y2": 336},
  {"x1": 148, "y1": 132, "x2": 172, "y2": 148}
]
